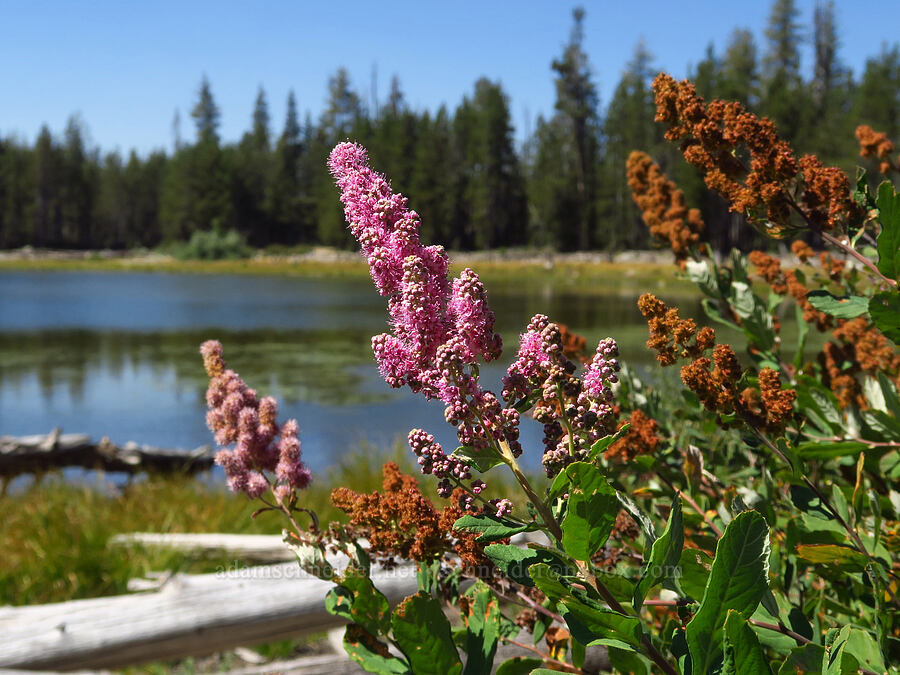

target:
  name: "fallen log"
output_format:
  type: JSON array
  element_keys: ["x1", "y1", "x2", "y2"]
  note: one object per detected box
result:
[
  {"x1": 0, "y1": 429, "x2": 213, "y2": 478},
  {"x1": 0, "y1": 557, "x2": 417, "y2": 671}
]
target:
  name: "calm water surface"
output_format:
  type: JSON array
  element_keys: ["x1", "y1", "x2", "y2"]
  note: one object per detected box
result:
[{"x1": 0, "y1": 269, "x2": 679, "y2": 473}]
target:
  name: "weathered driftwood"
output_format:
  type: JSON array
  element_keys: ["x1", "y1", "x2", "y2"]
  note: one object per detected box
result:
[
  {"x1": 0, "y1": 558, "x2": 417, "y2": 671},
  {"x1": 0, "y1": 429, "x2": 213, "y2": 478},
  {"x1": 110, "y1": 533, "x2": 296, "y2": 563}
]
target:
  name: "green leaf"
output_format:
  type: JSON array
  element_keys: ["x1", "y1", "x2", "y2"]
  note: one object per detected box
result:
[
  {"x1": 794, "y1": 544, "x2": 869, "y2": 572},
  {"x1": 729, "y1": 281, "x2": 776, "y2": 351},
  {"x1": 878, "y1": 371, "x2": 900, "y2": 419},
  {"x1": 513, "y1": 388, "x2": 544, "y2": 414},
  {"x1": 862, "y1": 407, "x2": 900, "y2": 440},
  {"x1": 777, "y1": 643, "x2": 825, "y2": 675},
  {"x1": 870, "y1": 290, "x2": 900, "y2": 345},
  {"x1": 685, "y1": 259, "x2": 719, "y2": 298},
  {"x1": 608, "y1": 647, "x2": 652, "y2": 675},
  {"x1": 453, "y1": 514, "x2": 535, "y2": 543},
  {"x1": 561, "y1": 462, "x2": 619, "y2": 561},
  {"x1": 806, "y1": 291, "x2": 870, "y2": 319},
  {"x1": 794, "y1": 440, "x2": 867, "y2": 460},
  {"x1": 617, "y1": 492, "x2": 658, "y2": 549},
  {"x1": 588, "y1": 424, "x2": 630, "y2": 460},
  {"x1": 343, "y1": 624, "x2": 410, "y2": 674},
  {"x1": 460, "y1": 581, "x2": 501, "y2": 675},
  {"x1": 841, "y1": 628, "x2": 887, "y2": 673},
  {"x1": 483, "y1": 544, "x2": 572, "y2": 587},
  {"x1": 633, "y1": 498, "x2": 684, "y2": 611},
  {"x1": 789, "y1": 485, "x2": 832, "y2": 520},
  {"x1": 795, "y1": 380, "x2": 844, "y2": 434},
  {"x1": 548, "y1": 466, "x2": 571, "y2": 501},
  {"x1": 876, "y1": 180, "x2": 900, "y2": 281},
  {"x1": 701, "y1": 298, "x2": 743, "y2": 331},
  {"x1": 824, "y1": 625, "x2": 887, "y2": 675},
  {"x1": 528, "y1": 564, "x2": 644, "y2": 649},
  {"x1": 793, "y1": 302, "x2": 810, "y2": 372},
  {"x1": 284, "y1": 536, "x2": 334, "y2": 580},
  {"x1": 558, "y1": 602, "x2": 644, "y2": 651},
  {"x1": 453, "y1": 445, "x2": 504, "y2": 472},
  {"x1": 721, "y1": 610, "x2": 772, "y2": 675},
  {"x1": 391, "y1": 592, "x2": 462, "y2": 675},
  {"x1": 853, "y1": 167, "x2": 874, "y2": 218},
  {"x1": 685, "y1": 510, "x2": 770, "y2": 674},
  {"x1": 325, "y1": 569, "x2": 391, "y2": 637},
  {"x1": 676, "y1": 547, "x2": 713, "y2": 600},
  {"x1": 494, "y1": 657, "x2": 543, "y2": 675},
  {"x1": 416, "y1": 559, "x2": 441, "y2": 594}
]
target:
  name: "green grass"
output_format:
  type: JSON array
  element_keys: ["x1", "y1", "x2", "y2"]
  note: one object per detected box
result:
[{"x1": 0, "y1": 443, "x2": 540, "y2": 607}]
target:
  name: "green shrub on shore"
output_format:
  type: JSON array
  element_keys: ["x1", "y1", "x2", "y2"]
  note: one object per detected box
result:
[{"x1": 171, "y1": 228, "x2": 251, "y2": 261}]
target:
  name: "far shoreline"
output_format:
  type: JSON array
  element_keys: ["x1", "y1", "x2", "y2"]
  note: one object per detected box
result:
[{"x1": 0, "y1": 246, "x2": 695, "y2": 294}]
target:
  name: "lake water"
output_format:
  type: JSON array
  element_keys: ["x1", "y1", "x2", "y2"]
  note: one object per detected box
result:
[{"x1": 0, "y1": 269, "x2": 688, "y2": 473}]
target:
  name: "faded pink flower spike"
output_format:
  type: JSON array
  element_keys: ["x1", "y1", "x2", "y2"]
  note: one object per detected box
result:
[{"x1": 201, "y1": 340, "x2": 311, "y2": 498}]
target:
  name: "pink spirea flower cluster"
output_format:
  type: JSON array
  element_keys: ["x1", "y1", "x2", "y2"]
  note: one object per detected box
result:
[
  {"x1": 329, "y1": 143, "x2": 522, "y2": 455},
  {"x1": 583, "y1": 338, "x2": 620, "y2": 400},
  {"x1": 329, "y1": 142, "x2": 622, "y2": 500},
  {"x1": 503, "y1": 315, "x2": 621, "y2": 476},
  {"x1": 328, "y1": 142, "x2": 501, "y2": 397},
  {"x1": 201, "y1": 340, "x2": 311, "y2": 501}
]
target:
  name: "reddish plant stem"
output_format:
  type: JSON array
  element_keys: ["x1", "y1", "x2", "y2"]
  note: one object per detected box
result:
[
  {"x1": 658, "y1": 474, "x2": 724, "y2": 539},
  {"x1": 782, "y1": 193, "x2": 896, "y2": 289},
  {"x1": 751, "y1": 619, "x2": 879, "y2": 675},
  {"x1": 819, "y1": 230, "x2": 896, "y2": 289},
  {"x1": 498, "y1": 637, "x2": 580, "y2": 673},
  {"x1": 796, "y1": 433, "x2": 900, "y2": 449},
  {"x1": 748, "y1": 618, "x2": 810, "y2": 645},
  {"x1": 576, "y1": 561, "x2": 679, "y2": 675},
  {"x1": 514, "y1": 589, "x2": 565, "y2": 624},
  {"x1": 680, "y1": 489, "x2": 724, "y2": 539}
]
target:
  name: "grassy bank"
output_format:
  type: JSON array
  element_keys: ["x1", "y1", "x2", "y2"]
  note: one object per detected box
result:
[
  {"x1": 1, "y1": 444, "x2": 539, "y2": 608},
  {"x1": 0, "y1": 249, "x2": 694, "y2": 295},
  {"x1": 1, "y1": 445, "x2": 400, "y2": 606}
]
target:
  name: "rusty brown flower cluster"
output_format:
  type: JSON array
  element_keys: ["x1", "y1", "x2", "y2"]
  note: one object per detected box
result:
[
  {"x1": 653, "y1": 73, "x2": 861, "y2": 233},
  {"x1": 822, "y1": 317, "x2": 900, "y2": 408},
  {"x1": 626, "y1": 151, "x2": 706, "y2": 267},
  {"x1": 746, "y1": 246, "x2": 900, "y2": 408},
  {"x1": 637, "y1": 293, "x2": 716, "y2": 366},
  {"x1": 639, "y1": 293, "x2": 795, "y2": 433},
  {"x1": 791, "y1": 240, "x2": 815, "y2": 262},
  {"x1": 331, "y1": 462, "x2": 486, "y2": 569},
  {"x1": 557, "y1": 322, "x2": 588, "y2": 362},
  {"x1": 605, "y1": 409, "x2": 661, "y2": 462},
  {"x1": 856, "y1": 125, "x2": 898, "y2": 174},
  {"x1": 747, "y1": 250, "x2": 833, "y2": 331},
  {"x1": 680, "y1": 345, "x2": 795, "y2": 433}
]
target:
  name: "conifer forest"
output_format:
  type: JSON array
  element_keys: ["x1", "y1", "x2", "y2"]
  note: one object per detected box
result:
[{"x1": 1, "y1": 0, "x2": 897, "y2": 255}]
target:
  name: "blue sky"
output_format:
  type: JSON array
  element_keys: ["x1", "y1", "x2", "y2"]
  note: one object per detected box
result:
[{"x1": 2, "y1": 1, "x2": 898, "y2": 156}]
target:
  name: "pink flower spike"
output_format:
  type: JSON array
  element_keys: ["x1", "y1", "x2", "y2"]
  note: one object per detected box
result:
[{"x1": 201, "y1": 343, "x2": 311, "y2": 499}]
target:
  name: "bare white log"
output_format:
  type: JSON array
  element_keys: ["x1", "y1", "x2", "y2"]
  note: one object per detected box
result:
[
  {"x1": 0, "y1": 429, "x2": 213, "y2": 477},
  {"x1": 0, "y1": 558, "x2": 417, "y2": 671}
]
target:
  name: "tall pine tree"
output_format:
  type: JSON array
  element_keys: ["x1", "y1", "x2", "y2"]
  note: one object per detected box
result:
[{"x1": 550, "y1": 7, "x2": 600, "y2": 250}]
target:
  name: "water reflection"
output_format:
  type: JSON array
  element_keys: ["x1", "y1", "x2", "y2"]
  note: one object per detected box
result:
[{"x1": 0, "y1": 269, "x2": 712, "y2": 470}]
